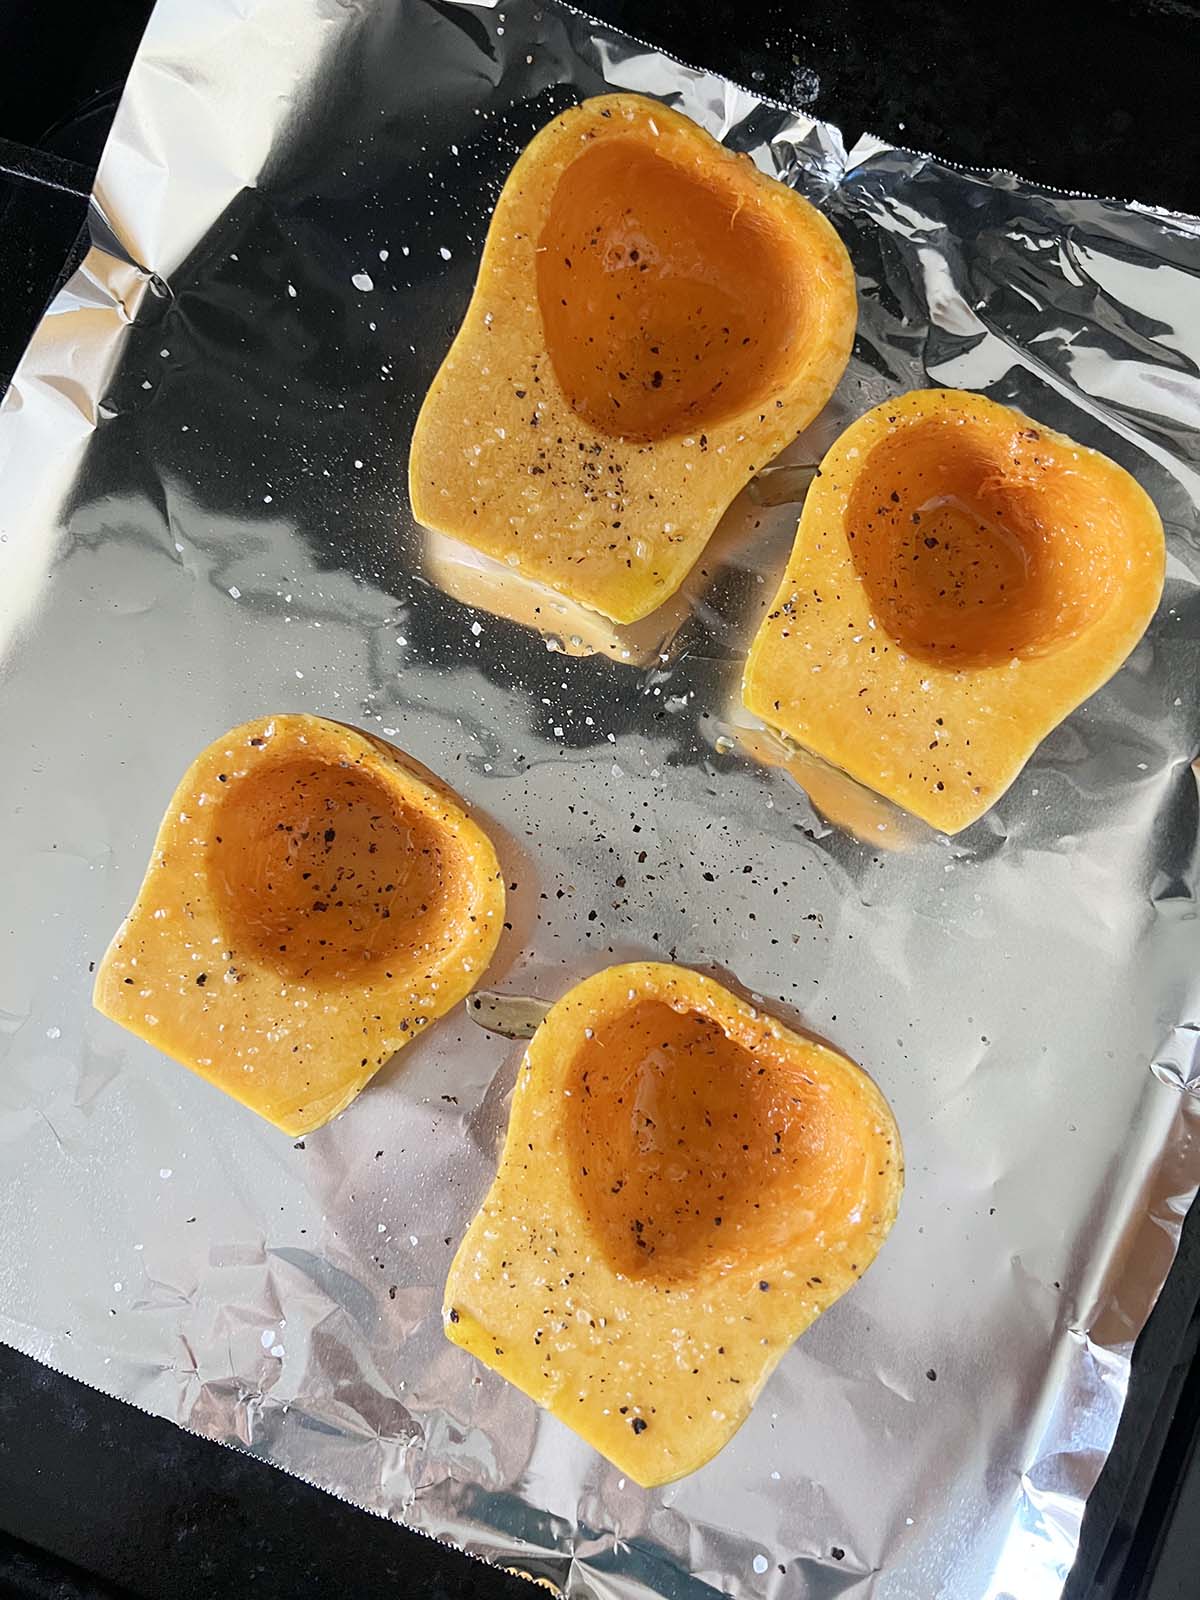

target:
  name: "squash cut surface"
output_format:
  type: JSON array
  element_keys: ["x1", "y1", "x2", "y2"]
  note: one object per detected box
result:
[
  {"x1": 744, "y1": 389, "x2": 1165, "y2": 832},
  {"x1": 411, "y1": 92, "x2": 856, "y2": 623},
  {"x1": 94, "y1": 715, "x2": 504, "y2": 1135},
  {"x1": 444, "y1": 962, "x2": 902, "y2": 1485}
]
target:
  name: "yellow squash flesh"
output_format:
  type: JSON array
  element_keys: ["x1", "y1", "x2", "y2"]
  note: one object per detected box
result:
[
  {"x1": 744, "y1": 389, "x2": 1166, "y2": 832},
  {"x1": 410, "y1": 92, "x2": 857, "y2": 624},
  {"x1": 444, "y1": 962, "x2": 902, "y2": 1485},
  {"x1": 94, "y1": 714, "x2": 505, "y2": 1135}
]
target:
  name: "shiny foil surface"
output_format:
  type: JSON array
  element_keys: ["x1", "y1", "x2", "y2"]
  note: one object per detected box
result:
[{"x1": 2, "y1": 2, "x2": 1199, "y2": 1595}]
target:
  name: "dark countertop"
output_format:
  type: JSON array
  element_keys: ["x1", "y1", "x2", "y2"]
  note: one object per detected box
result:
[{"x1": 1, "y1": 2, "x2": 1198, "y2": 1595}]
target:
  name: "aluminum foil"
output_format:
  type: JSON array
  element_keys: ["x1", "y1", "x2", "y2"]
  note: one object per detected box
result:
[{"x1": 2, "y1": 1, "x2": 1199, "y2": 1595}]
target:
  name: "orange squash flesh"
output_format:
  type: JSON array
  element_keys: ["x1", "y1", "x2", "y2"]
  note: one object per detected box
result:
[
  {"x1": 744, "y1": 390, "x2": 1166, "y2": 832},
  {"x1": 94, "y1": 715, "x2": 505, "y2": 1135},
  {"x1": 444, "y1": 962, "x2": 902, "y2": 1486},
  {"x1": 410, "y1": 92, "x2": 857, "y2": 624}
]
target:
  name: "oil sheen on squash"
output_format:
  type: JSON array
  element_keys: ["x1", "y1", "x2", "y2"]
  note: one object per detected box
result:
[
  {"x1": 93, "y1": 715, "x2": 505, "y2": 1135},
  {"x1": 744, "y1": 389, "x2": 1165, "y2": 833},
  {"x1": 444, "y1": 962, "x2": 902, "y2": 1485},
  {"x1": 410, "y1": 92, "x2": 857, "y2": 625}
]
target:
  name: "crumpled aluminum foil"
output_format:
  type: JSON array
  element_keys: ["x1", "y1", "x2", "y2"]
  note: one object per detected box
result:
[{"x1": 1, "y1": 1, "x2": 1199, "y2": 1595}]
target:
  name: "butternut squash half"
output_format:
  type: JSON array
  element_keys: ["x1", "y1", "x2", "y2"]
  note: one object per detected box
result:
[
  {"x1": 94, "y1": 715, "x2": 504, "y2": 1135},
  {"x1": 744, "y1": 390, "x2": 1165, "y2": 832},
  {"x1": 410, "y1": 92, "x2": 857, "y2": 624},
  {"x1": 444, "y1": 962, "x2": 902, "y2": 1485}
]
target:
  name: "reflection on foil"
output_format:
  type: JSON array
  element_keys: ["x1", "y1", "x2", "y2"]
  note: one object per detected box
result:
[
  {"x1": 0, "y1": 1, "x2": 1198, "y2": 1598},
  {"x1": 467, "y1": 990, "x2": 552, "y2": 1040},
  {"x1": 746, "y1": 461, "x2": 820, "y2": 508}
]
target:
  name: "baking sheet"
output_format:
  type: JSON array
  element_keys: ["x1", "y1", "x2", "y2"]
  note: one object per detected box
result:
[{"x1": 2, "y1": 1, "x2": 1199, "y2": 1595}]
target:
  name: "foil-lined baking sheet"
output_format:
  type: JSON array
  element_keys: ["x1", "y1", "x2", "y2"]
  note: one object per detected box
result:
[{"x1": 2, "y1": 1, "x2": 1199, "y2": 1595}]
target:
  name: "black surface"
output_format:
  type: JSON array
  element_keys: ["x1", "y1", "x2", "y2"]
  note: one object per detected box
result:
[
  {"x1": 5, "y1": 0, "x2": 1200, "y2": 393},
  {"x1": 0, "y1": 1343, "x2": 531, "y2": 1600},
  {"x1": 605, "y1": 0, "x2": 1200, "y2": 210},
  {"x1": 1, "y1": 1, "x2": 1198, "y2": 1596},
  {"x1": 1069, "y1": 1199, "x2": 1200, "y2": 1600}
]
